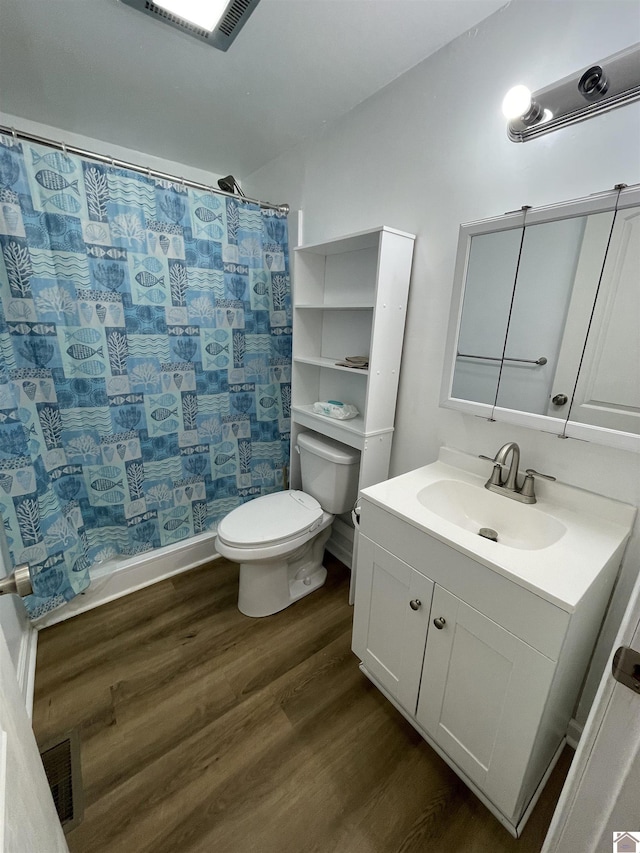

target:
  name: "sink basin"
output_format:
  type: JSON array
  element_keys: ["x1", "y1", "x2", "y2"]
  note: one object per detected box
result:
[
  {"x1": 358, "y1": 447, "x2": 636, "y2": 611},
  {"x1": 417, "y1": 479, "x2": 567, "y2": 551}
]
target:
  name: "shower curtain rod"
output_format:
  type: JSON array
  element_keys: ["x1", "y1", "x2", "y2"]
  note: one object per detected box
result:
[{"x1": 0, "y1": 124, "x2": 290, "y2": 214}]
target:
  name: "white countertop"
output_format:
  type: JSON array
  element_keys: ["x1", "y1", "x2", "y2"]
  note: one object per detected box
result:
[{"x1": 359, "y1": 447, "x2": 637, "y2": 612}]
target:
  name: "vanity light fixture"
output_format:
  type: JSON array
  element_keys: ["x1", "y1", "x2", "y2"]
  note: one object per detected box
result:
[
  {"x1": 501, "y1": 85, "x2": 545, "y2": 126},
  {"x1": 120, "y1": 0, "x2": 262, "y2": 51},
  {"x1": 504, "y1": 42, "x2": 640, "y2": 142}
]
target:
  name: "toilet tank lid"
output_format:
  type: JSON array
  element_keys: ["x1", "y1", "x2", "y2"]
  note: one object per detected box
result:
[
  {"x1": 297, "y1": 432, "x2": 360, "y2": 465},
  {"x1": 217, "y1": 490, "x2": 323, "y2": 546}
]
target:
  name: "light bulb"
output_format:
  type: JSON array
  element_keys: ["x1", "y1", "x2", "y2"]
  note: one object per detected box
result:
[{"x1": 501, "y1": 85, "x2": 533, "y2": 120}]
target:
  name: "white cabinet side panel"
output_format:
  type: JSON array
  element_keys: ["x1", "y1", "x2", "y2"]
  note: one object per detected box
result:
[{"x1": 365, "y1": 232, "x2": 414, "y2": 433}]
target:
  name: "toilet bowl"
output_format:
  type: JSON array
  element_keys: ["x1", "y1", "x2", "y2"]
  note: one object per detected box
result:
[{"x1": 215, "y1": 433, "x2": 360, "y2": 617}]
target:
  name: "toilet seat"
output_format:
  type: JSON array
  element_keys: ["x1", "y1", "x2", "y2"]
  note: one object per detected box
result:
[{"x1": 217, "y1": 490, "x2": 324, "y2": 548}]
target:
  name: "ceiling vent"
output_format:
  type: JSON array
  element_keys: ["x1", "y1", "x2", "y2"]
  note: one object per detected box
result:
[{"x1": 120, "y1": 0, "x2": 262, "y2": 51}]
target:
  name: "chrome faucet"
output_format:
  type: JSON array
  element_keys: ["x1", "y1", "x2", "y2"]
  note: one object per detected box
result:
[
  {"x1": 494, "y1": 441, "x2": 520, "y2": 491},
  {"x1": 479, "y1": 442, "x2": 556, "y2": 504}
]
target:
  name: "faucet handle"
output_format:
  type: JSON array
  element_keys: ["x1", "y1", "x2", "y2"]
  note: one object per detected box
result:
[
  {"x1": 520, "y1": 468, "x2": 556, "y2": 502},
  {"x1": 479, "y1": 454, "x2": 506, "y2": 487},
  {"x1": 525, "y1": 468, "x2": 556, "y2": 482},
  {"x1": 479, "y1": 454, "x2": 506, "y2": 467}
]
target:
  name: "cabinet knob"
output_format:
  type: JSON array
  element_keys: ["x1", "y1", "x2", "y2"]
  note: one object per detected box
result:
[
  {"x1": 433, "y1": 617, "x2": 446, "y2": 629},
  {"x1": 409, "y1": 599, "x2": 421, "y2": 611}
]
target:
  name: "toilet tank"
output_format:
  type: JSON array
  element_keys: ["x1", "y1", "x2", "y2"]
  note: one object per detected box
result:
[{"x1": 296, "y1": 432, "x2": 360, "y2": 514}]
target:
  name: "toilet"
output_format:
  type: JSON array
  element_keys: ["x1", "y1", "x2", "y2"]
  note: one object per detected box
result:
[{"x1": 215, "y1": 432, "x2": 360, "y2": 617}]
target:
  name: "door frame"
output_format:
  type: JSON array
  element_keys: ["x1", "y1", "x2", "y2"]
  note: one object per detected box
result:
[{"x1": 542, "y1": 565, "x2": 640, "y2": 851}]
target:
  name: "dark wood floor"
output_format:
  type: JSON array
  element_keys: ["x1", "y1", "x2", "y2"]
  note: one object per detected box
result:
[{"x1": 32, "y1": 555, "x2": 571, "y2": 853}]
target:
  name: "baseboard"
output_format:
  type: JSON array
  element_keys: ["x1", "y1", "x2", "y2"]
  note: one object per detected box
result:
[
  {"x1": 327, "y1": 517, "x2": 355, "y2": 569},
  {"x1": 565, "y1": 718, "x2": 583, "y2": 749},
  {"x1": 17, "y1": 625, "x2": 38, "y2": 717},
  {"x1": 325, "y1": 537, "x2": 353, "y2": 569}
]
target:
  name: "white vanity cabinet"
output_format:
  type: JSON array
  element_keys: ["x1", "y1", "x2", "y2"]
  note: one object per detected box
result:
[
  {"x1": 415, "y1": 584, "x2": 556, "y2": 823},
  {"x1": 351, "y1": 493, "x2": 622, "y2": 837},
  {"x1": 351, "y1": 535, "x2": 434, "y2": 713}
]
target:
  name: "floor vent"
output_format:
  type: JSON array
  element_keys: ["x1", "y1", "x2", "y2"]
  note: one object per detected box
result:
[{"x1": 39, "y1": 731, "x2": 84, "y2": 833}]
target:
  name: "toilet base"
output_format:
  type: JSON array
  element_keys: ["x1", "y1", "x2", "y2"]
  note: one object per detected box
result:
[
  {"x1": 238, "y1": 527, "x2": 331, "y2": 617},
  {"x1": 289, "y1": 565, "x2": 328, "y2": 607}
]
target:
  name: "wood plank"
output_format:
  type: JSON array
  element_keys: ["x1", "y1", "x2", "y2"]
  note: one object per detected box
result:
[{"x1": 32, "y1": 554, "x2": 571, "y2": 852}]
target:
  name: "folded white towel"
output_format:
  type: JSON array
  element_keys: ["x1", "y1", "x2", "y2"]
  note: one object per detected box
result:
[{"x1": 312, "y1": 401, "x2": 359, "y2": 419}]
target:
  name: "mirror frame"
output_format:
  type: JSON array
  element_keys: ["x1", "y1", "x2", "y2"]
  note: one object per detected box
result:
[{"x1": 441, "y1": 185, "x2": 640, "y2": 453}]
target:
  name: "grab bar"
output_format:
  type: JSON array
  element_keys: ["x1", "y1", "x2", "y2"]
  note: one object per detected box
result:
[{"x1": 456, "y1": 351, "x2": 547, "y2": 366}]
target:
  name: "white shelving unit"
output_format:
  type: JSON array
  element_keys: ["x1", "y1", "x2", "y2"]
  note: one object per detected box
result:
[{"x1": 289, "y1": 225, "x2": 415, "y2": 566}]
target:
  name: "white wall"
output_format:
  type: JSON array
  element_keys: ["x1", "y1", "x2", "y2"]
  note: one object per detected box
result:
[
  {"x1": 246, "y1": 0, "x2": 640, "y2": 723},
  {"x1": 0, "y1": 112, "x2": 226, "y2": 189}
]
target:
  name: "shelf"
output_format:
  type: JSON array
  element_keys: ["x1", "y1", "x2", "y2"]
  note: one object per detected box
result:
[
  {"x1": 290, "y1": 225, "x2": 414, "y2": 489},
  {"x1": 295, "y1": 303, "x2": 374, "y2": 310},
  {"x1": 292, "y1": 405, "x2": 394, "y2": 450},
  {"x1": 293, "y1": 356, "x2": 369, "y2": 375},
  {"x1": 293, "y1": 403, "x2": 365, "y2": 432},
  {"x1": 295, "y1": 226, "x2": 415, "y2": 256},
  {"x1": 292, "y1": 405, "x2": 364, "y2": 448}
]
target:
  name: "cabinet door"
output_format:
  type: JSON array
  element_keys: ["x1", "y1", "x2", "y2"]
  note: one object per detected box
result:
[
  {"x1": 416, "y1": 586, "x2": 556, "y2": 821},
  {"x1": 352, "y1": 535, "x2": 434, "y2": 713}
]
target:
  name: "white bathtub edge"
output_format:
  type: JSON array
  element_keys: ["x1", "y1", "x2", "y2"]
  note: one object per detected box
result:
[{"x1": 35, "y1": 532, "x2": 219, "y2": 630}]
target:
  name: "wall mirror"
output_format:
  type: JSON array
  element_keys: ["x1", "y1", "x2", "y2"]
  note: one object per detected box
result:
[{"x1": 441, "y1": 185, "x2": 640, "y2": 452}]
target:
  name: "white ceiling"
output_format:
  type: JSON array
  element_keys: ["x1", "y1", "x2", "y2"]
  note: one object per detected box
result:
[{"x1": 0, "y1": 0, "x2": 507, "y2": 177}]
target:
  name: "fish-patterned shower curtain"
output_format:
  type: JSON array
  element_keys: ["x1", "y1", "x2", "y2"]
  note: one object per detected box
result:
[{"x1": 0, "y1": 134, "x2": 291, "y2": 618}]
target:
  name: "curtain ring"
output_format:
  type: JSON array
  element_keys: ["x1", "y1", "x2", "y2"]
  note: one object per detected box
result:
[
  {"x1": 10, "y1": 127, "x2": 17, "y2": 138},
  {"x1": 61, "y1": 141, "x2": 67, "y2": 154}
]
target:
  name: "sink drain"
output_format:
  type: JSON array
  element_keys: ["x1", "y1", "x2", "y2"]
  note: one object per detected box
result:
[{"x1": 478, "y1": 527, "x2": 499, "y2": 542}]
